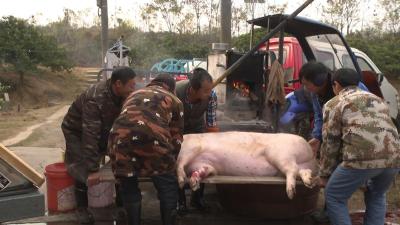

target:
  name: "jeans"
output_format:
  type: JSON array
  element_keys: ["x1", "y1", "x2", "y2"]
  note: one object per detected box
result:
[{"x1": 325, "y1": 165, "x2": 399, "y2": 225}]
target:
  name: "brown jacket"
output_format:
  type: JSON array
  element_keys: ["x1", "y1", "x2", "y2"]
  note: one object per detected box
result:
[
  {"x1": 108, "y1": 85, "x2": 184, "y2": 177},
  {"x1": 62, "y1": 80, "x2": 123, "y2": 182}
]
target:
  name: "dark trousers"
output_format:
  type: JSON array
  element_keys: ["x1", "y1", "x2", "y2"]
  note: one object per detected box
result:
[
  {"x1": 119, "y1": 173, "x2": 178, "y2": 225},
  {"x1": 74, "y1": 180, "x2": 123, "y2": 208},
  {"x1": 75, "y1": 180, "x2": 89, "y2": 208}
]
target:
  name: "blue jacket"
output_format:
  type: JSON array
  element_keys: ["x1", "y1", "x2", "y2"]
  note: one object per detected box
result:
[{"x1": 311, "y1": 82, "x2": 369, "y2": 140}]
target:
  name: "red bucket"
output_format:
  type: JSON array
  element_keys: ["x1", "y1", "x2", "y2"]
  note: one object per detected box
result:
[{"x1": 44, "y1": 162, "x2": 76, "y2": 213}]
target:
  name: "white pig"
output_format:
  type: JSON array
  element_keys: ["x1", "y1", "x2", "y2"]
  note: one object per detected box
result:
[{"x1": 177, "y1": 131, "x2": 317, "y2": 199}]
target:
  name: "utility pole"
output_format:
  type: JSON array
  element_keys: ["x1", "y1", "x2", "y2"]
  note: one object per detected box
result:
[
  {"x1": 97, "y1": 0, "x2": 108, "y2": 79},
  {"x1": 220, "y1": 0, "x2": 232, "y2": 46}
]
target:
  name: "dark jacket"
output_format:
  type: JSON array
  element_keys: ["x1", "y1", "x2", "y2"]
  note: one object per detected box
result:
[
  {"x1": 175, "y1": 80, "x2": 209, "y2": 134},
  {"x1": 62, "y1": 80, "x2": 123, "y2": 182},
  {"x1": 108, "y1": 85, "x2": 184, "y2": 177}
]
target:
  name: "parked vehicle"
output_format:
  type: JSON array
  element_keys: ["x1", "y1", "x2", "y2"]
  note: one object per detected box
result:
[
  {"x1": 265, "y1": 37, "x2": 400, "y2": 127},
  {"x1": 207, "y1": 14, "x2": 400, "y2": 130},
  {"x1": 150, "y1": 58, "x2": 207, "y2": 81}
]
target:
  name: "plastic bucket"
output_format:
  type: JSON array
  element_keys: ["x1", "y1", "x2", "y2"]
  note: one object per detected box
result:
[
  {"x1": 44, "y1": 162, "x2": 76, "y2": 213},
  {"x1": 88, "y1": 181, "x2": 115, "y2": 208}
]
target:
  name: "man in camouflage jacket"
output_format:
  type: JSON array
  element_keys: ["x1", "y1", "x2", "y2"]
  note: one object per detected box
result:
[
  {"x1": 62, "y1": 67, "x2": 136, "y2": 223},
  {"x1": 108, "y1": 74, "x2": 184, "y2": 225},
  {"x1": 318, "y1": 68, "x2": 400, "y2": 225}
]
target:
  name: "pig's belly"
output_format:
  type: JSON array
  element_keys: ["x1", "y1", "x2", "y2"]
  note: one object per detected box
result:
[{"x1": 189, "y1": 151, "x2": 279, "y2": 176}]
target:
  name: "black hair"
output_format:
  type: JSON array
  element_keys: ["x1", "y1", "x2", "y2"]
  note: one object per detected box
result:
[
  {"x1": 299, "y1": 61, "x2": 331, "y2": 87},
  {"x1": 332, "y1": 68, "x2": 360, "y2": 87},
  {"x1": 148, "y1": 73, "x2": 176, "y2": 92},
  {"x1": 190, "y1": 68, "x2": 213, "y2": 90},
  {"x1": 110, "y1": 66, "x2": 136, "y2": 84}
]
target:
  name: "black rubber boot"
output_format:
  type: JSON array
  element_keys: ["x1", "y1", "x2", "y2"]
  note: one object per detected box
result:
[
  {"x1": 75, "y1": 184, "x2": 94, "y2": 224},
  {"x1": 124, "y1": 202, "x2": 141, "y2": 225},
  {"x1": 75, "y1": 207, "x2": 95, "y2": 225},
  {"x1": 190, "y1": 184, "x2": 207, "y2": 211},
  {"x1": 177, "y1": 188, "x2": 188, "y2": 216},
  {"x1": 161, "y1": 207, "x2": 177, "y2": 225},
  {"x1": 113, "y1": 207, "x2": 127, "y2": 224}
]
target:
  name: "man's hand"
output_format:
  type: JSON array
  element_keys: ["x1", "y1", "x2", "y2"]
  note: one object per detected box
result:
[
  {"x1": 87, "y1": 171, "x2": 101, "y2": 187},
  {"x1": 206, "y1": 126, "x2": 219, "y2": 132},
  {"x1": 308, "y1": 138, "x2": 321, "y2": 157},
  {"x1": 318, "y1": 177, "x2": 328, "y2": 188}
]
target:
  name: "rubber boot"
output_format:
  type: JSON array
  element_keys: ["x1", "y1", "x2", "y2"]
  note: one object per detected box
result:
[
  {"x1": 177, "y1": 188, "x2": 188, "y2": 216},
  {"x1": 75, "y1": 185, "x2": 94, "y2": 224},
  {"x1": 160, "y1": 207, "x2": 177, "y2": 225},
  {"x1": 124, "y1": 202, "x2": 141, "y2": 225},
  {"x1": 190, "y1": 183, "x2": 207, "y2": 211},
  {"x1": 113, "y1": 183, "x2": 127, "y2": 223}
]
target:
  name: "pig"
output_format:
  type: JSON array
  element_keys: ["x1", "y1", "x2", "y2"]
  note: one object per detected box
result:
[{"x1": 177, "y1": 131, "x2": 317, "y2": 199}]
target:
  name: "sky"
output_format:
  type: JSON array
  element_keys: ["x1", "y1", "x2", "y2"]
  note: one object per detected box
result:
[{"x1": 0, "y1": 0, "x2": 379, "y2": 31}]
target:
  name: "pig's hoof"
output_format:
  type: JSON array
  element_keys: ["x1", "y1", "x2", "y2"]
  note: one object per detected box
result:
[
  {"x1": 189, "y1": 177, "x2": 200, "y2": 191},
  {"x1": 299, "y1": 169, "x2": 313, "y2": 188},
  {"x1": 178, "y1": 177, "x2": 186, "y2": 188},
  {"x1": 286, "y1": 185, "x2": 296, "y2": 199}
]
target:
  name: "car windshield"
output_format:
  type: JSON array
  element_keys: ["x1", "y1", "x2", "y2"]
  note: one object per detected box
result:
[{"x1": 306, "y1": 34, "x2": 356, "y2": 71}]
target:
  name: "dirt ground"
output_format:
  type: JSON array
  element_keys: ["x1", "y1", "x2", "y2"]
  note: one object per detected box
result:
[
  {"x1": 0, "y1": 69, "x2": 399, "y2": 224},
  {"x1": 0, "y1": 67, "x2": 87, "y2": 143}
]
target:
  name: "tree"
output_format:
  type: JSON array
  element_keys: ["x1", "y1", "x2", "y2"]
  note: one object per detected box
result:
[
  {"x1": 207, "y1": 0, "x2": 220, "y2": 34},
  {"x1": 379, "y1": 0, "x2": 400, "y2": 33},
  {"x1": 265, "y1": 2, "x2": 287, "y2": 15},
  {"x1": 140, "y1": 5, "x2": 156, "y2": 32},
  {"x1": 232, "y1": 5, "x2": 247, "y2": 36},
  {"x1": 323, "y1": 0, "x2": 360, "y2": 34},
  {"x1": 232, "y1": 28, "x2": 268, "y2": 52},
  {"x1": 347, "y1": 30, "x2": 400, "y2": 77},
  {"x1": 184, "y1": 0, "x2": 207, "y2": 34},
  {"x1": 244, "y1": 0, "x2": 265, "y2": 21},
  {"x1": 0, "y1": 16, "x2": 72, "y2": 85},
  {"x1": 143, "y1": 0, "x2": 182, "y2": 32},
  {"x1": 176, "y1": 12, "x2": 196, "y2": 34}
]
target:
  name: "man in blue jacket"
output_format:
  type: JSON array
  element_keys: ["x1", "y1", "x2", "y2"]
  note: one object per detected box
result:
[{"x1": 298, "y1": 61, "x2": 368, "y2": 155}]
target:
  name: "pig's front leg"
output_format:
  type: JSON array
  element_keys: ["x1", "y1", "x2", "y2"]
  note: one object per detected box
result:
[
  {"x1": 272, "y1": 159, "x2": 299, "y2": 200},
  {"x1": 189, "y1": 165, "x2": 216, "y2": 191}
]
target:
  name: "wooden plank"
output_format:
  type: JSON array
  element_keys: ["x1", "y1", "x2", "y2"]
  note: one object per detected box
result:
[
  {"x1": 95, "y1": 164, "x2": 301, "y2": 185},
  {"x1": 202, "y1": 175, "x2": 302, "y2": 185},
  {"x1": 0, "y1": 143, "x2": 45, "y2": 187},
  {"x1": 2, "y1": 208, "x2": 116, "y2": 224}
]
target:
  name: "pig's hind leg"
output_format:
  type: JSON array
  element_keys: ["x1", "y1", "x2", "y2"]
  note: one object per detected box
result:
[
  {"x1": 298, "y1": 169, "x2": 313, "y2": 188},
  {"x1": 298, "y1": 159, "x2": 317, "y2": 188}
]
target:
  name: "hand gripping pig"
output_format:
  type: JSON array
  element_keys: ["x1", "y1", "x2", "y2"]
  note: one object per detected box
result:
[{"x1": 176, "y1": 131, "x2": 317, "y2": 199}]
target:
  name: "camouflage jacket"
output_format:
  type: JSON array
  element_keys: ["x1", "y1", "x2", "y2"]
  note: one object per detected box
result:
[
  {"x1": 319, "y1": 86, "x2": 400, "y2": 178},
  {"x1": 108, "y1": 85, "x2": 184, "y2": 177},
  {"x1": 62, "y1": 80, "x2": 124, "y2": 179}
]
